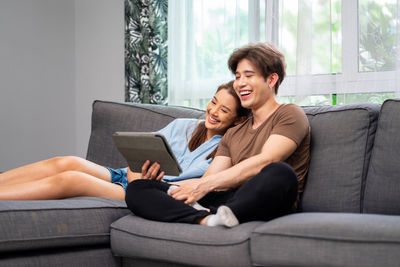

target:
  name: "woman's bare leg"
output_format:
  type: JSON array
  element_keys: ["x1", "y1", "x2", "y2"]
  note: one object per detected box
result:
[
  {"x1": 0, "y1": 170, "x2": 124, "y2": 200},
  {"x1": 0, "y1": 156, "x2": 111, "y2": 186}
]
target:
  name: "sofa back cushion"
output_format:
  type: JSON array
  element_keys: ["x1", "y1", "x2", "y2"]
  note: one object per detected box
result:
[
  {"x1": 86, "y1": 101, "x2": 204, "y2": 169},
  {"x1": 364, "y1": 99, "x2": 400, "y2": 215},
  {"x1": 301, "y1": 104, "x2": 380, "y2": 213}
]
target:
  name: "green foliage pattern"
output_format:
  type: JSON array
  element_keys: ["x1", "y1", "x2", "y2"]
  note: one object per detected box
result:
[{"x1": 125, "y1": 0, "x2": 168, "y2": 104}]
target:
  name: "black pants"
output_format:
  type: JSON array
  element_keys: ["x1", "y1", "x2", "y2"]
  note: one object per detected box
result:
[{"x1": 125, "y1": 162, "x2": 298, "y2": 224}]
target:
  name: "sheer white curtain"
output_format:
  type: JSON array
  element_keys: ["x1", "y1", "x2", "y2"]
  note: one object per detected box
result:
[
  {"x1": 169, "y1": 0, "x2": 400, "y2": 108},
  {"x1": 168, "y1": 0, "x2": 250, "y2": 108}
]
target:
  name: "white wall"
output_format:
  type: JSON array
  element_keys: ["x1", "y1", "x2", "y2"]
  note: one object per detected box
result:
[
  {"x1": 0, "y1": 0, "x2": 124, "y2": 171},
  {"x1": 75, "y1": 0, "x2": 125, "y2": 157}
]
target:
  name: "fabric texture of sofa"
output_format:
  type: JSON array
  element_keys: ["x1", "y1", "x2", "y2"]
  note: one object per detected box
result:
[{"x1": 1, "y1": 99, "x2": 400, "y2": 266}]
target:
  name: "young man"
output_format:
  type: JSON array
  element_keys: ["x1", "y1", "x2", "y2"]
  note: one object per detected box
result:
[{"x1": 125, "y1": 43, "x2": 310, "y2": 227}]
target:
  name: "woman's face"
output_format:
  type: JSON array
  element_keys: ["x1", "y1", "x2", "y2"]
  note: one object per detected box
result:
[{"x1": 205, "y1": 88, "x2": 240, "y2": 136}]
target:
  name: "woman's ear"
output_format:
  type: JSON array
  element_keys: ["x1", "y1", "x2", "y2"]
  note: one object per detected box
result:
[{"x1": 234, "y1": 116, "x2": 247, "y2": 125}]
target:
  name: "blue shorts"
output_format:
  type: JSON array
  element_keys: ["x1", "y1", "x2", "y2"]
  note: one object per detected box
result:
[{"x1": 107, "y1": 167, "x2": 129, "y2": 191}]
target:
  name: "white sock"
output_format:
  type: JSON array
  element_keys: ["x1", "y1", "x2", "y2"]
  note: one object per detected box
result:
[
  {"x1": 205, "y1": 206, "x2": 239, "y2": 227},
  {"x1": 190, "y1": 202, "x2": 209, "y2": 211}
]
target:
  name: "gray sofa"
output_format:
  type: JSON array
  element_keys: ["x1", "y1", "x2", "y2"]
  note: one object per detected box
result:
[{"x1": 1, "y1": 99, "x2": 400, "y2": 267}]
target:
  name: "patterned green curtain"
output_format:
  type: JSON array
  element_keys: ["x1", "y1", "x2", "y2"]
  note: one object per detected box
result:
[{"x1": 125, "y1": 0, "x2": 168, "y2": 104}]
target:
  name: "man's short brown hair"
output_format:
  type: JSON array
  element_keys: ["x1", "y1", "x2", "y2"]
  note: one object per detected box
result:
[{"x1": 228, "y1": 43, "x2": 286, "y2": 94}]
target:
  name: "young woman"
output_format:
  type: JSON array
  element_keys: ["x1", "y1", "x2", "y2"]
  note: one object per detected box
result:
[{"x1": 0, "y1": 81, "x2": 249, "y2": 201}]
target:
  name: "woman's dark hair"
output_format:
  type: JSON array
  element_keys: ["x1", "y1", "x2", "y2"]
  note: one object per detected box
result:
[
  {"x1": 188, "y1": 81, "x2": 250, "y2": 159},
  {"x1": 228, "y1": 42, "x2": 286, "y2": 94}
]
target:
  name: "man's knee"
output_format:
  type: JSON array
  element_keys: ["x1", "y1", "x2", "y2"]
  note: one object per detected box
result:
[
  {"x1": 261, "y1": 162, "x2": 295, "y2": 175},
  {"x1": 126, "y1": 179, "x2": 153, "y2": 193},
  {"x1": 254, "y1": 162, "x2": 298, "y2": 192},
  {"x1": 261, "y1": 162, "x2": 297, "y2": 180},
  {"x1": 125, "y1": 180, "x2": 141, "y2": 200},
  {"x1": 125, "y1": 180, "x2": 152, "y2": 208}
]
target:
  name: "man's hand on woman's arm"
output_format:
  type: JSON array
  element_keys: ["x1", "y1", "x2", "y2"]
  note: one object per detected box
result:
[
  {"x1": 168, "y1": 134, "x2": 298, "y2": 203},
  {"x1": 201, "y1": 134, "x2": 298, "y2": 191},
  {"x1": 168, "y1": 156, "x2": 233, "y2": 204}
]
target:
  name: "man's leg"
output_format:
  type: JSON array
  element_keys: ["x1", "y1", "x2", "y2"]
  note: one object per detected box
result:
[
  {"x1": 226, "y1": 162, "x2": 298, "y2": 223},
  {"x1": 125, "y1": 180, "x2": 210, "y2": 224}
]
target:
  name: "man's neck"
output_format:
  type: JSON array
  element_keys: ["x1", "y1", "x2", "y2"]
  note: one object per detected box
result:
[{"x1": 251, "y1": 98, "x2": 280, "y2": 129}]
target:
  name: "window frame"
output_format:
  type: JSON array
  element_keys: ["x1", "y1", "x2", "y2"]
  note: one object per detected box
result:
[
  {"x1": 168, "y1": 0, "x2": 399, "y2": 108},
  {"x1": 260, "y1": 0, "x2": 399, "y2": 97}
]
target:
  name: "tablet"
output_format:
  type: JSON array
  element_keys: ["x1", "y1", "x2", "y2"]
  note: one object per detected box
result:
[{"x1": 112, "y1": 132, "x2": 182, "y2": 176}]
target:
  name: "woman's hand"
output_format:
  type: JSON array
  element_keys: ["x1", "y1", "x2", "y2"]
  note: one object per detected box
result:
[
  {"x1": 140, "y1": 160, "x2": 165, "y2": 180},
  {"x1": 126, "y1": 160, "x2": 165, "y2": 182},
  {"x1": 168, "y1": 178, "x2": 211, "y2": 204}
]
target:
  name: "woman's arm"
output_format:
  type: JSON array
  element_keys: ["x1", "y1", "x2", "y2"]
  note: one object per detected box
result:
[{"x1": 169, "y1": 156, "x2": 232, "y2": 186}]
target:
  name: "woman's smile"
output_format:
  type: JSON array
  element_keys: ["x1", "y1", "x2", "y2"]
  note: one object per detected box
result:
[{"x1": 207, "y1": 115, "x2": 220, "y2": 125}]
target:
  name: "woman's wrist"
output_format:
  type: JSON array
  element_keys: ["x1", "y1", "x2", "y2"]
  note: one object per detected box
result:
[{"x1": 126, "y1": 170, "x2": 142, "y2": 183}]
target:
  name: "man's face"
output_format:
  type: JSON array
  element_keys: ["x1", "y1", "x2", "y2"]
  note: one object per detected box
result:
[{"x1": 233, "y1": 59, "x2": 273, "y2": 110}]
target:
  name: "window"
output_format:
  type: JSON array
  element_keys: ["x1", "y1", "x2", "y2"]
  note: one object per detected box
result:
[{"x1": 168, "y1": 0, "x2": 399, "y2": 109}]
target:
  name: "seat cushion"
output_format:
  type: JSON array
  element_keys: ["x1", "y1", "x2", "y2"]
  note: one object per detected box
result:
[
  {"x1": 86, "y1": 101, "x2": 204, "y2": 169},
  {"x1": 301, "y1": 104, "x2": 380, "y2": 212},
  {"x1": 364, "y1": 99, "x2": 400, "y2": 215},
  {"x1": 251, "y1": 212, "x2": 400, "y2": 267},
  {"x1": 0, "y1": 248, "x2": 120, "y2": 267},
  {"x1": 110, "y1": 214, "x2": 262, "y2": 267},
  {"x1": 0, "y1": 197, "x2": 129, "y2": 253}
]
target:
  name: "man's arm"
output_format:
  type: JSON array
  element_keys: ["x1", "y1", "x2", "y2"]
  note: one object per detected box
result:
[
  {"x1": 205, "y1": 134, "x2": 297, "y2": 190},
  {"x1": 169, "y1": 134, "x2": 297, "y2": 203},
  {"x1": 203, "y1": 156, "x2": 233, "y2": 176}
]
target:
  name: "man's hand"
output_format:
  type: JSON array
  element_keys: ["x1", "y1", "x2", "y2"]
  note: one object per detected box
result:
[
  {"x1": 168, "y1": 178, "x2": 212, "y2": 204},
  {"x1": 126, "y1": 160, "x2": 165, "y2": 183}
]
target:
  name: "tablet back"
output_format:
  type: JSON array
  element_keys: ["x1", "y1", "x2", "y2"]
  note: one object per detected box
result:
[{"x1": 112, "y1": 132, "x2": 182, "y2": 176}]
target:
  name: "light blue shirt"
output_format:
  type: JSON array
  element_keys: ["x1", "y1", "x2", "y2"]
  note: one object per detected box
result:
[{"x1": 157, "y1": 118, "x2": 222, "y2": 182}]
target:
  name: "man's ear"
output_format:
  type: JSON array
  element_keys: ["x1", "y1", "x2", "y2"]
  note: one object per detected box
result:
[
  {"x1": 234, "y1": 116, "x2": 247, "y2": 125},
  {"x1": 268, "y1": 73, "x2": 279, "y2": 90}
]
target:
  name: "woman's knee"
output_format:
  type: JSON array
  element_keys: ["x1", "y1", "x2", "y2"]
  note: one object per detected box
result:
[
  {"x1": 45, "y1": 170, "x2": 84, "y2": 196},
  {"x1": 51, "y1": 156, "x2": 86, "y2": 172}
]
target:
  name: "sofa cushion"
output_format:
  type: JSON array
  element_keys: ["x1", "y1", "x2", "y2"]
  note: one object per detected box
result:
[
  {"x1": 0, "y1": 248, "x2": 120, "y2": 267},
  {"x1": 110, "y1": 214, "x2": 262, "y2": 267},
  {"x1": 0, "y1": 197, "x2": 129, "y2": 253},
  {"x1": 86, "y1": 101, "x2": 204, "y2": 169},
  {"x1": 364, "y1": 99, "x2": 400, "y2": 215},
  {"x1": 301, "y1": 104, "x2": 380, "y2": 212},
  {"x1": 251, "y1": 212, "x2": 400, "y2": 267}
]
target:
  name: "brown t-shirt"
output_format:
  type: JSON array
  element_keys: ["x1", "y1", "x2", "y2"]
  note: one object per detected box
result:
[{"x1": 216, "y1": 104, "x2": 310, "y2": 198}]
